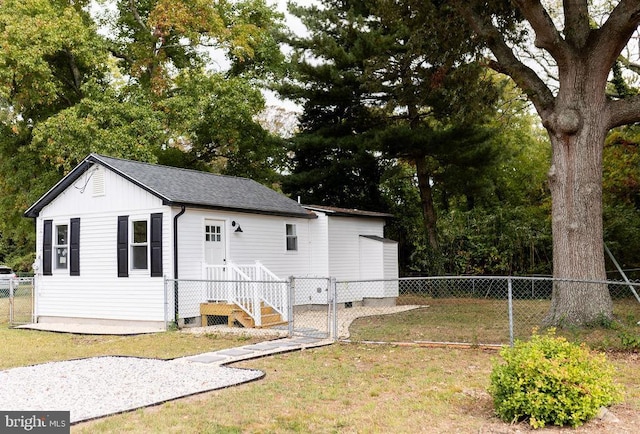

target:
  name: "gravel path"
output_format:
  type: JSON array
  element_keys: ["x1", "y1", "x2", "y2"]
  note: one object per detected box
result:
[{"x1": 0, "y1": 356, "x2": 263, "y2": 423}]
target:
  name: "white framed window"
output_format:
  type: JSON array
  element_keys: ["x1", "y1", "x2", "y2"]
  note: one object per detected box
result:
[
  {"x1": 286, "y1": 223, "x2": 298, "y2": 251},
  {"x1": 54, "y1": 224, "x2": 68, "y2": 269},
  {"x1": 131, "y1": 219, "x2": 148, "y2": 270}
]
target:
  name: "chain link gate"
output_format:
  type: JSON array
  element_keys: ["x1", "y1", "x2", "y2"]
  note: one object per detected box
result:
[
  {"x1": 289, "y1": 277, "x2": 336, "y2": 339},
  {"x1": 7, "y1": 278, "x2": 34, "y2": 326}
]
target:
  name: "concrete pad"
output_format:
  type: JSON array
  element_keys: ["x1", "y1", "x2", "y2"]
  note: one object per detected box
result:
[
  {"x1": 242, "y1": 343, "x2": 284, "y2": 351},
  {"x1": 15, "y1": 323, "x2": 165, "y2": 335},
  {"x1": 290, "y1": 337, "x2": 324, "y2": 344},
  {"x1": 216, "y1": 348, "x2": 256, "y2": 357},
  {"x1": 184, "y1": 355, "x2": 228, "y2": 364}
]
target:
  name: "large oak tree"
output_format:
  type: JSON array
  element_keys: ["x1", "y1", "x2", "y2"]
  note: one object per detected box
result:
[{"x1": 452, "y1": 0, "x2": 640, "y2": 325}]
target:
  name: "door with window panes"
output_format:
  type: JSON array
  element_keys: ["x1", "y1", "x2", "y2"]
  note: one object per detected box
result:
[{"x1": 204, "y1": 220, "x2": 226, "y2": 267}]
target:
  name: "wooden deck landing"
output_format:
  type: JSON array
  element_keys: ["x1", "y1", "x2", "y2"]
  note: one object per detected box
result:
[{"x1": 200, "y1": 302, "x2": 286, "y2": 328}]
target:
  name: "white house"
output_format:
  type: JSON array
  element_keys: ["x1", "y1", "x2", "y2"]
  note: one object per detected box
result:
[{"x1": 24, "y1": 154, "x2": 398, "y2": 329}]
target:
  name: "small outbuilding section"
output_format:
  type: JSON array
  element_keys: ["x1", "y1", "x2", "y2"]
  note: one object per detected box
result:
[{"x1": 24, "y1": 154, "x2": 399, "y2": 329}]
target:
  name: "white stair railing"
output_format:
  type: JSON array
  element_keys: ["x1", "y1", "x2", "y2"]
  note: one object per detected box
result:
[{"x1": 202, "y1": 261, "x2": 288, "y2": 325}]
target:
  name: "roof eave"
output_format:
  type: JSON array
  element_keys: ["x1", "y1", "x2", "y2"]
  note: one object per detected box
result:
[
  {"x1": 302, "y1": 205, "x2": 394, "y2": 219},
  {"x1": 166, "y1": 201, "x2": 317, "y2": 219},
  {"x1": 23, "y1": 157, "x2": 95, "y2": 218}
]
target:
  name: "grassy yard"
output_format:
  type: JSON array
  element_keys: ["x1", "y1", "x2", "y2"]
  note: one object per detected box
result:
[
  {"x1": 0, "y1": 322, "x2": 639, "y2": 433},
  {"x1": 0, "y1": 325, "x2": 270, "y2": 371},
  {"x1": 349, "y1": 295, "x2": 640, "y2": 349},
  {"x1": 73, "y1": 343, "x2": 640, "y2": 433}
]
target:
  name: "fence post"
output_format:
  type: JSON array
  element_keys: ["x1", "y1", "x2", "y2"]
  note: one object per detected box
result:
[
  {"x1": 288, "y1": 277, "x2": 295, "y2": 337},
  {"x1": 508, "y1": 276, "x2": 514, "y2": 347},
  {"x1": 330, "y1": 277, "x2": 337, "y2": 341},
  {"x1": 8, "y1": 278, "x2": 14, "y2": 324},
  {"x1": 163, "y1": 277, "x2": 168, "y2": 330}
]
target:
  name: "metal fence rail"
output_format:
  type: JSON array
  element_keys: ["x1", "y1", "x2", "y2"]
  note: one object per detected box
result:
[
  {"x1": 336, "y1": 276, "x2": 640, "y2": 346},
  {"x1": 7, "y1": 275, "x2": 636, "y2": 343},
  {"x1": 165, "y1": 276, "x2": 640, "y2": 347}
]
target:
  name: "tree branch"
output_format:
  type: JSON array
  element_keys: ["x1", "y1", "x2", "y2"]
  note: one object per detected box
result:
[
  {"x1": 607, "y1": 94, "x2": 640, "y2": 129},
  {"x1": 64, "y1": 48, "x2": 83, "y2": 97},
  {"x1": 592, "y1": 0, "x2": 640, "y2": 73},
  {"x1": 108, "y1": 47, "x2": 134, "y2": 65},
  {"x1": 618, "y1": 55, "x2": 640, "y2": 75},
  {"x1": 128, "y1": 0, "x2": 149, "y2": 33},
  {"x1": 562, "y1": 0, "x2": 591, "y2": 47},
  {"x1": 513, "y1": 0, "x2": 568, "y2": 61},
  {"x1": 454, "y1": 2, "x2": 555, "y2": 117}
]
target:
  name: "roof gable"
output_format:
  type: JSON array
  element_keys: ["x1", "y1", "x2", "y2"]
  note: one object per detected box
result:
[{"x1": 25, "y1": 154, "x2": 315, "y2": 219}]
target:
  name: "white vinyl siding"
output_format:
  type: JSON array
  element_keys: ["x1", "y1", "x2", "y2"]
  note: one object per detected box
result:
[
  {"x1": 177, "y1": 210, "x2": 314, "y2": 280},
  {"x1": 35, "y1": 164, "x2": 170, "y2": 323},
  {"x1": 327, "y1": 217, "x2": 384, "y2": 280}
]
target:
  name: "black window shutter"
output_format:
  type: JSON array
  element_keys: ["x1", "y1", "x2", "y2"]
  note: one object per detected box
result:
[
  {"x1": 150, "y1": 213, "x2": 163, "y2": 277},
  {"x1": 70, "y1": 218, "x2": 80, "y2": 276},
  {"x1": 43, "y1": 220, "x2": 53, "y2": 276},
  {"x1": 117, "y1": 216, "x2": 129, "y2": 277}
]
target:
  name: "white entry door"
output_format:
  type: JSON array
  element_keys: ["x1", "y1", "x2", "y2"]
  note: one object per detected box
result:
[{"x1": 204, "y1": 220, "x2": 226, "y2": 266}]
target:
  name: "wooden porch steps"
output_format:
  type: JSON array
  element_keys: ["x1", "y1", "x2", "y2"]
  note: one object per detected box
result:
[{"x1": 200, "y1": 302, "x2": 287, "y2": 329}]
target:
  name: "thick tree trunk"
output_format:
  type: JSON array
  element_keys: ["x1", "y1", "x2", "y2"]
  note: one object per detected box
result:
[{"x1": 544, "y1": 102, "x2": 613, "y2": 326}]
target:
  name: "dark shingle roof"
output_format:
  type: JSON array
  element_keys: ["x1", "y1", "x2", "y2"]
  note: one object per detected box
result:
[
  {"x1": 25, "y1": 154, "x2": 315, "y2": 219},
  {"x1": 303, "y1": 205, "x2": 393, "y2": 219}
]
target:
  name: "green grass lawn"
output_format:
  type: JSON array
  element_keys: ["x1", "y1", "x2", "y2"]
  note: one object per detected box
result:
[
  {"x1": 349, "y1": 295, "x2": 640, "y2": 349},
  {"x1": 0, "y1": 325, "x2": 269, "y2": 370},
  {"x1": 73, "y1": 343, "x2": 640, "y2": 433},
  {"x1": 3, "y1": 294, "x2": 640, "y2": 432}
]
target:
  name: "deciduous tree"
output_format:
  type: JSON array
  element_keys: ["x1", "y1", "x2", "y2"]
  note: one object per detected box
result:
[{"x1": 452, "y1": 0, "x2": 640, "y2": 325}]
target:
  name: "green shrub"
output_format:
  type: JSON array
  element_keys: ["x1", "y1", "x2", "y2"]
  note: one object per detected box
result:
[
  {"x1": 489, "y1": 329, "x2": 623, "y2": 429},
  {"x1": 619, "y1": 330, "x2": 640, "y2": 350}
]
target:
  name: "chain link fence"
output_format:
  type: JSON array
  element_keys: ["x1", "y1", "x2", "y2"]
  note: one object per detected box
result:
[
  {"x1": 166, "y1": 276, "x2": 640, "y2": 347},
  {"x1": 5, "y1": 275, "x2": 635, "y2": 344},
  {"x1": 338, "y1": 276, "x2": 640, "y2": 346},
  {"x1": 2, "y1": 278, "x2": 35, "y2": 325}
]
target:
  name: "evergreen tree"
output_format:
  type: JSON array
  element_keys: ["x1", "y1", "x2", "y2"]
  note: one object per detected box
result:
[
  {"x1": 278, "y1": 0, "x2": 388, "y2": 211},
  {"x1": 280, "y1": 0, "x2": 502, "y2": 273}
]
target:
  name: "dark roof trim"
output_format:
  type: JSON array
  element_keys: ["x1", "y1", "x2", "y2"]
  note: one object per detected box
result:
[
  {"x1": 25, "y1": 154, "x2": 316, "y2": 219},
  {"x1": 166, "y1": 202, "x2": 317, "y2": 219},
  {"x1": 360, "y1": 235, "x2": 398, "y2": 244},
  {"x1": 303, "y1": 205, "x2": 394, "y2": 219},
  {"x1": 24, "y1": 157, "x2": 94, "y2": 218}
]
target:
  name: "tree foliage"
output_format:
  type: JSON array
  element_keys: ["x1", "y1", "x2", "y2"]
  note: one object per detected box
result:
[
  {"x1": 602, "y1": 126, "x2": 640, "y2": 277},
  {"x1": 0, "y1": 0, "x2": 286, "y2": 268},
  {"x1": 280, "y1": 0, "x2": 528, "y2": 274},
  {"x1": 278, "y1": 0, "x2": 389, "y2": 211}
]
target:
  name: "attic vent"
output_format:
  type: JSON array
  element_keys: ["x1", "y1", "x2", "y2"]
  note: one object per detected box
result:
[{"x1": 92, "y1": 167, "x2": 105, "y2": 196}]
